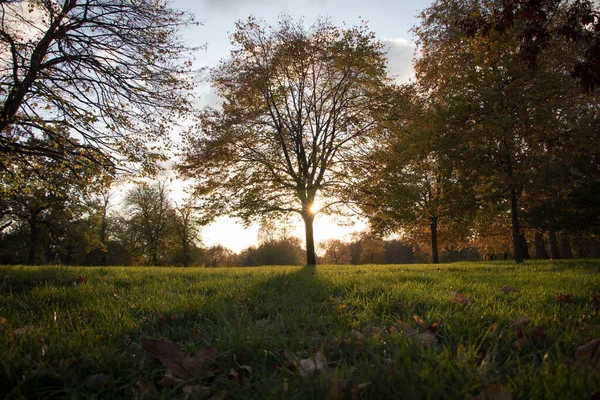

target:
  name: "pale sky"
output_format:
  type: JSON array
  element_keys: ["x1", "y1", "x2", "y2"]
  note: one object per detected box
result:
[{"x1": 165, "y1": 0, "x2": 432, "y2": 252}]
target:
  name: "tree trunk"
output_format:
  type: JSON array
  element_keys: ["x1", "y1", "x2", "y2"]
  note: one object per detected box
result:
[
  {"x1": 534, "y1": 231, "x2": 549, "y2": 259},
  {"x1": 100, "y1": 213, "x2": 108, "y2": 266},
  {"x1": 28, "y1": 215, "x2": 38, "y2": 265},
  {"x1": 521, "y1": 233, "x2": 531, "y2": 259},
  {"x1": 510, "y1": 188, "x2": 525, "y2": 263},
  {"x1": 303, "y1": 214, "x2": 317, "y2": 266},
  {"x1": 430, "y1": 216, "x2": 440, "y2": 264},
  {"x1": 560, "y1": 233, "x2": 573, "y2": 259},
  {"x1": 548, "y1": 230, "x2": 561, "y2": 259}
]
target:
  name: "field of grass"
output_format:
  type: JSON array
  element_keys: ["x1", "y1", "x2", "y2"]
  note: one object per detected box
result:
[{"x1": 0, "y1": 261, "x2": 599, "y2": 399}]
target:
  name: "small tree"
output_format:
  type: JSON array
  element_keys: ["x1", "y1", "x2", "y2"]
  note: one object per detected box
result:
[
  {"x1": 179, "y1": 16, "x2": 389, "y2": 265},
  {"x1": 125, "y1": 180, "x2": 174, "y2": 266}
]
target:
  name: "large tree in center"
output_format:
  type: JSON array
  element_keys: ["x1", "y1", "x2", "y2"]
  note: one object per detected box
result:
[{"x1": 179, "y1": 17, "x2": 388, "y2": 265}]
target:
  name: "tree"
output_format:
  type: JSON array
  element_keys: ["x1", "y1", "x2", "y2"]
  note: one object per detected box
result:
[
  {"x1": 357, "y1": 85, "x2": 476, "y2": 264},
  {"x1": 179, "y1": 16, "x2": 389, "y2": 265},
  {"x1": 320, "y1": 239, "x2": 350, "y2": 264},
  {"x1": 0, "y1": 153, "x2": 101, "y2": 263},
  {"x1": 173, "y1": 198, "x2": 202, "y2": 267},
  {"x1": 0, "y1": 0, "x2": 196, "y2": 173},
  {"x1": 458, "y1": 0, "x2": 600, "y2": 91},
  {"x1": 124, "y1": 180, "x2": 174, "y2": 265},
  {"x1": 413, "y1": 0, "x2": 594, "y2": 263}
]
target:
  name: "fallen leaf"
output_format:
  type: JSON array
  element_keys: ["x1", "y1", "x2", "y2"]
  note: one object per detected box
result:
[
  {"x1": 182, "y1": 384, "x2": 211, "y2": 400},
  {"x1": 556, "y1": 292, "x2": 574, "y2": 304},
  {"x1": 298, "y1": 351, "x2": 329, "y2": 378},
  {"x1": 86, "y1": 373, "x2": 112, "y2": 391},
  {"x1": 515, "y1": 326, "x2": 551, "y2": 349},
  {"x1": 136, "y1": 378, "x2": 157, "y2": 398},
  {"x1": 158, "y1": 370, "x2": 183, "y2": 387},
  {"x1": 77, "y1": 275, "x2": 89, "y2": 284},
  {"x1": 575, "y1": 338, "x2": 600, "y2": 362},
  {"x1": 140, "y1": 337, "x2": 217, "y2": 381},
  {"x1": 351, "y1": 382, "x2": 372, "y2": 400},
  {"x1": 452, "y1": 293, "x2": 473, "y2": 305},
  {"x1": 0, "y1": 317, "x2": 7, "y2": 325},
  {"x1": 499, "y1": 286, "x2": 516, "y2": 294},
  {"x1": 398, "y1": 321, "x2": 437, "y2": 346},
  {"x1": 413, "y1": 315, "x2": 427, "y2": 328},
  {"x1": 13, "y1": 325, "x2": 41, "y2": 337},
  {"x1": 467, "y1": 383, "x2": 512, "y2": 400},
  {"x1": 592, "y1": 295, "x2": 600, "y2": 308}
]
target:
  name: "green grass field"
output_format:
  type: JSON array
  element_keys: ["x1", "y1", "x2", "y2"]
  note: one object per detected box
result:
[{"x1": 1, "y1": 261, "x2": 599, "y2": 399}]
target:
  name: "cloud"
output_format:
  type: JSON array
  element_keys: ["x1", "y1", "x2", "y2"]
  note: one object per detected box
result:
[{"x1": 382, "y1": 37, "x2": 416, "y2": 84}]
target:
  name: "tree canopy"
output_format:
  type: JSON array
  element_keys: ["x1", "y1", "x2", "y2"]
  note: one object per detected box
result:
[
  {"x1": 179, "y1": 16, "x2": 389, "y2": 265},
  {"x1": 0, "y1": 0, "x2": 197, "y2": 173}
]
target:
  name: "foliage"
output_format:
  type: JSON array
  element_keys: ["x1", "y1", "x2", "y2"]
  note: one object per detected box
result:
[
  {"x1": 179, "y1": 16, "x2": 389, "y2": 265},
  {"x1": 0, "y1": 0, "x2": 197, "y2": 173}
]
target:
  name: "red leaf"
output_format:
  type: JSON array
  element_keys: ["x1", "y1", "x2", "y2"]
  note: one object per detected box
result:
[
  {"x1": 77, "y1": 275, "x2": 89, "y2": 283},
  {"x1": 140, "y1": 337, "x2": 217, "y2": 381}
]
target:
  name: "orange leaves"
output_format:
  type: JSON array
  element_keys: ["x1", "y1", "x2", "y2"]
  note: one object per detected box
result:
[
  {"x1": 140, "y1": 337, "x2": 217, "y2": 381},
  {"x1": 76, "y1": 275, "x2": 89, "y2": 284}
]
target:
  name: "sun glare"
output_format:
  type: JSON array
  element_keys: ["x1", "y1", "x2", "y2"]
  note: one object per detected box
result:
[{"x1": 310, "y1": 202, "x2": 320, "y2": 214}]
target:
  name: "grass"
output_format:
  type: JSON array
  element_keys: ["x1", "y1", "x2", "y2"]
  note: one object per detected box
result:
[{"x1": 0, "y1": 260, "x2": 599, "y2": 399}]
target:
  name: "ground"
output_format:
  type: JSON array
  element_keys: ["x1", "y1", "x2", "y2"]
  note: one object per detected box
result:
[{"x1": 0, "y1": 261, "x2": 599, "y2": 399}]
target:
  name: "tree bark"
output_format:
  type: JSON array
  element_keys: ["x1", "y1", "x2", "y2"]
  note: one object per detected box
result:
[
  {"x1": 430, "y1": 216, "x2": 440, "y2": 264},
  {"x1": 510, "y1": 188, "x2": 525, "y2": 263},
  {"x1": 303, "y1": 214, "x2": 317, "y2": 266},
  {"x1": 548, "y1": 230, "x2": 561, "y2": 259},
  {"x1": 560, "y1": 233, "x2": 573, "y2": 259},
  {"x1": 28, "y1": 215, "x2": 38, "y2": 265},
  {"x1": 534, "y1": 230, "x2": 549, "y2": 259}
]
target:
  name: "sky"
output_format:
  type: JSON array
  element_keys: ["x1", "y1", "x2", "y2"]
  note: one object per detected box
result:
[{"x1": 165, "y1": 0, "x2": 433, "y2": 252}]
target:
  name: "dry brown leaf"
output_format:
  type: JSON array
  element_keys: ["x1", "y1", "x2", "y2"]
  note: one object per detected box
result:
[
  {"x1": 351, "y1": 382, "x2": 372, "y2": 400},
  {"x1": 467, "y1": 383, "x2": 512, "y2": 400},
  {"x1": 298, "y1": 351, "x2": 329, "y2": 378},
  {"x1": 0, "y1": 317, "x2": 7, "y2": 326},
  {"x1": 398, "y1": 321, "x2": 437, "y2": 346},
  {"x1": 575, "y1": 338, "x2": 600, "y2": 362},
  {"x1": 140, "y1": 337, "x2": 217, "y2": 381},
  {"x1": 182, "y1": 384, "x2": 211, "y2": 400},
  {"x1": 452, "y1": 293, "x2": 473, "y2": 305},
  {"x1": 556, "y1": 292, "x2": 574, "y2": 304},
  {"x1": 136, "y1": 378, "x2": 157, "y2": 399},
  {"x1": 413, "y1": 315, "x2": 427, "y2": 328},
  {"x1": 158, "y1": 370, "x2": 183, "y2": 387}
]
